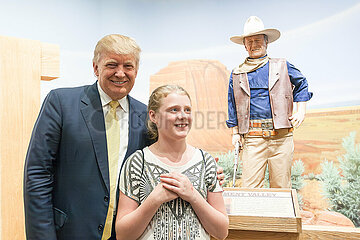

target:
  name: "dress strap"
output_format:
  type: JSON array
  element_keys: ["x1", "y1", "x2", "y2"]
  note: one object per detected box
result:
[
  {"x1": 140, "y1": 149, "x2": 145, "y2": 177},
  {"x1": 199, "y1": 149, "x2": 206, "y2": 168}
]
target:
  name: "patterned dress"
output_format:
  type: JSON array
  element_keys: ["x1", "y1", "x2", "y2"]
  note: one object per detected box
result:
[{"x1": 119, "y1": 147, "x2": 222, "y2": 240}]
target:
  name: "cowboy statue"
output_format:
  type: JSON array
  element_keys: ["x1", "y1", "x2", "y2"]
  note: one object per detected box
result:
[{"x1": 226, "y1": 16, "x2": 313, "y2": 188}]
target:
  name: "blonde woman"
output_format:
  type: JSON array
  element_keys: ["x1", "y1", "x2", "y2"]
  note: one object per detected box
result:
[{"x1": 116, "y1": 85, "x2": 228, "y2": 240}]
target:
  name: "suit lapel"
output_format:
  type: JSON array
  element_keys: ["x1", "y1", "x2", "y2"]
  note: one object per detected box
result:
[
  {"x1": 123, "y1": 96, "x2": 143, "y2": 168},
  {"x1": 80, "y1": 82, "x2": 110, "y2": 193}
]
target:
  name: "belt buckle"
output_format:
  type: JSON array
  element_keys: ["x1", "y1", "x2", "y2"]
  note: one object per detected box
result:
[
  {"x1": 262, "y1": 130, "x2": 271, "y2": 138},
  {"x1": 261, "y1": 122, "x2": 272, "y2": 130}
]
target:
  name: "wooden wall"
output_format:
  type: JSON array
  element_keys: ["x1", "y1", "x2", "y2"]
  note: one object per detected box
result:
[
  {"x1": 211, "y1": 224, "x2": 360, "y2": 240},
  {"x1": 0, "y1": 35, "x2": 59, "y2": 240}
]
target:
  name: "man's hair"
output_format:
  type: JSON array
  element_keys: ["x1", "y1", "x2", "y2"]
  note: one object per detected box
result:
[
  {"x1": 93, "y1": 34, "x2": 141, "y2": 69},
  {"x1": 264, "y1": 34, "x2": 268, "y2": 43},
  {"x1": 147, "y1": 85, "x2": 191, "y2": 141}
]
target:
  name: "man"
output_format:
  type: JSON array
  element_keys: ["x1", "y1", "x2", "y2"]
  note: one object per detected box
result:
[
  {"x1": 24, "y1": 34, "x2": 150, "y2": 239},
  {"x1": 227, "y1": 16, "x2": 312, "y2": 188},
  {"x1": 24, "y1": 34, "x2": 225, "y2": 239}
]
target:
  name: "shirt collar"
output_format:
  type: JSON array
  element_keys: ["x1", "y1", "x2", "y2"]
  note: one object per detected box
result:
[{"x1": 97, "y1": 81, "x2": 129, "y2": 113}]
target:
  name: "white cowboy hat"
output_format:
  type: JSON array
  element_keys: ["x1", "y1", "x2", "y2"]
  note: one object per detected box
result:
[{"x1": 230, "y1": 16, "x2": 280, "y2": 45}]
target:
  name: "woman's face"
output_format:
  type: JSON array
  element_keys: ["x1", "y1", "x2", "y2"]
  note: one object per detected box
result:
[{"x1": 150, "y1": 92, "x2": 192, "y2": 141}]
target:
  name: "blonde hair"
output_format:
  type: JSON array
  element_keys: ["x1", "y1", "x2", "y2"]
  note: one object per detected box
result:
[
  {"x1": 147, "y1": 85, "x2": 191, "y2": 141},
  {"x1": 93, "y1": 34, "x2": 141, "y2": 69}
]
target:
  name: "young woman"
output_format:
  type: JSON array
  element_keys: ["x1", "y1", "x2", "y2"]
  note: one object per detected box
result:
[{"x1": 115, "y1": 85, "x2": 229, "y2": 240}]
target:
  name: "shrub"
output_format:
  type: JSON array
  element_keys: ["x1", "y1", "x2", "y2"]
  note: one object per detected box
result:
[
  {"x1": 291, "y1": 159, "x2": 306, "y2": 207},
  {"x1": 319, "y1": 132, "x2": 360, "y2": 227}
]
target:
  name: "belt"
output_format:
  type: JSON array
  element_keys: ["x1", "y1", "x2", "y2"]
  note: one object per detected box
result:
[{"x1": 248, "y1": 128, "x2": 293, "y2": 138}]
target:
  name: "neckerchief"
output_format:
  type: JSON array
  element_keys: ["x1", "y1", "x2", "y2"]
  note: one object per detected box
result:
[{"x1": 233, "y1": 55, "x2": 269, "y2": 74}]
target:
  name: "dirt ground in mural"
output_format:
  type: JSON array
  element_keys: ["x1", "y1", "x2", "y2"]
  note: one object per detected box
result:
[
  {"x1": 300, "y1": 179, "x2": 329, "y2": 210},
  {"x1": 293, "y1": 105, "x2": 360, "y2": 175}
]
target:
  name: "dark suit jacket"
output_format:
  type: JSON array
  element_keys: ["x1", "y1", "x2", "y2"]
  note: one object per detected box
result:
[{"x1": 24, "y1": 82, "x2": 150, "y2": 239}]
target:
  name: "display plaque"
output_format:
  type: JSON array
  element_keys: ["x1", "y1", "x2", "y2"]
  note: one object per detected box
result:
[
  {"x1": 222, "y1": 188, "x2": 302, "y2": 234},
  {"x1": 223, "y1": 188, "x2": 295, "y2": 218}
]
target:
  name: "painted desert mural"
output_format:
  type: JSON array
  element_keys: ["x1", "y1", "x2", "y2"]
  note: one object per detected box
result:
[{"x1": 150, "y1": 59, "x2": 360, "y2": 228}]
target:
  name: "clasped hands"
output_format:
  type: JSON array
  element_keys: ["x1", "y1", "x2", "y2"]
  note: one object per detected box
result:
[
  {"x1": 154, "y1": 169, "x2": 225, "y2": 204},
  {"x1": 153, "y1": 172, "x2": 195, "y2": 204}
]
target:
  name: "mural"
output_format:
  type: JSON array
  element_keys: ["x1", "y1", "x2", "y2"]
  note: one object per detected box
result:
[{"x1": 149, "y1": 60, "x2": 360, "y2": 228}]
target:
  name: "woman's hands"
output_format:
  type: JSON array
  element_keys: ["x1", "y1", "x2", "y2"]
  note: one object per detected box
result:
[
  {"x1": 151, "y1": 181, "x2": 178, "y2": 205},
  {"x1": 160, "y1": 172, "x2": 196, "y2": 203}
]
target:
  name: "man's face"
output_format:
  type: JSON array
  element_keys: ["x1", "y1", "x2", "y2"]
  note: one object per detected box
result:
[
  {"x1": 93, "y1": 52, "x2": 137, "y2": 100},
  {"x1": 244, "y1": 34, "x2": 268, "y2": 59}
]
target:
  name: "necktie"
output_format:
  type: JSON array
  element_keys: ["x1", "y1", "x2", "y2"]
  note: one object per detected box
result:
[{"x1": 102, "y1": 100, "x2": 120, "y2": 240}]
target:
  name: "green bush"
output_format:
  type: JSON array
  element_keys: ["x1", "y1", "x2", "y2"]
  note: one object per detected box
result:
[
  {"x1": 319, "y1": 132, "x2": 360, "y2": 227},
  {"x1": 291, "y1": 159, "x2": 306, "y2": 207}
]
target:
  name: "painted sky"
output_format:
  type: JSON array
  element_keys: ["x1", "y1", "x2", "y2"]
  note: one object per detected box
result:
[{"x1": 1, "y1": 0, "x2": 359, "y2": 108}]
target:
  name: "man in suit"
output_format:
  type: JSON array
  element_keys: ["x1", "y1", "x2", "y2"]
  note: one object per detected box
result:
[{"x1": 24, "y1": 34, "x2": 151, "y2": 239}]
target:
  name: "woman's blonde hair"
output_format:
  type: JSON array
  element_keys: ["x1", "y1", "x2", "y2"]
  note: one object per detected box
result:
[
  {"x1": 147, "y1": 85, "x2": 191, "y2": 141},
  {"x1": 93, "y1": 34, "x2": 141, "y2": 69}
]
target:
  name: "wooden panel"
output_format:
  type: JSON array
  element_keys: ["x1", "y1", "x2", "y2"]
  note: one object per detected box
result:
[
  {"x1": 0, "y1": 35, "x2": 59, "y2": 240},
  {"x1": 210, "y1": 225, "x2": 360, "y2": 240},
  {"x1": 220, "y1": 230, "x2": 299, "y2": 240},
  {"x1": 229, "y1": 215, "x2": 301, "y2": 233},
  {"x1": 0, "y1": 35, "x2": 41, "y2": 240},
  {"x1": 301, "y1": 225, "x2": 360, "y2": 240},
  {"x1": 41, "y1": 42, "x2": 60, "y2": 80}
]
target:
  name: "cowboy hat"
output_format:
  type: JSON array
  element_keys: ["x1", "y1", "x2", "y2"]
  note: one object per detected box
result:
[{"x1": 230, "y1": 16, "x2": 280, "y2": 45}]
